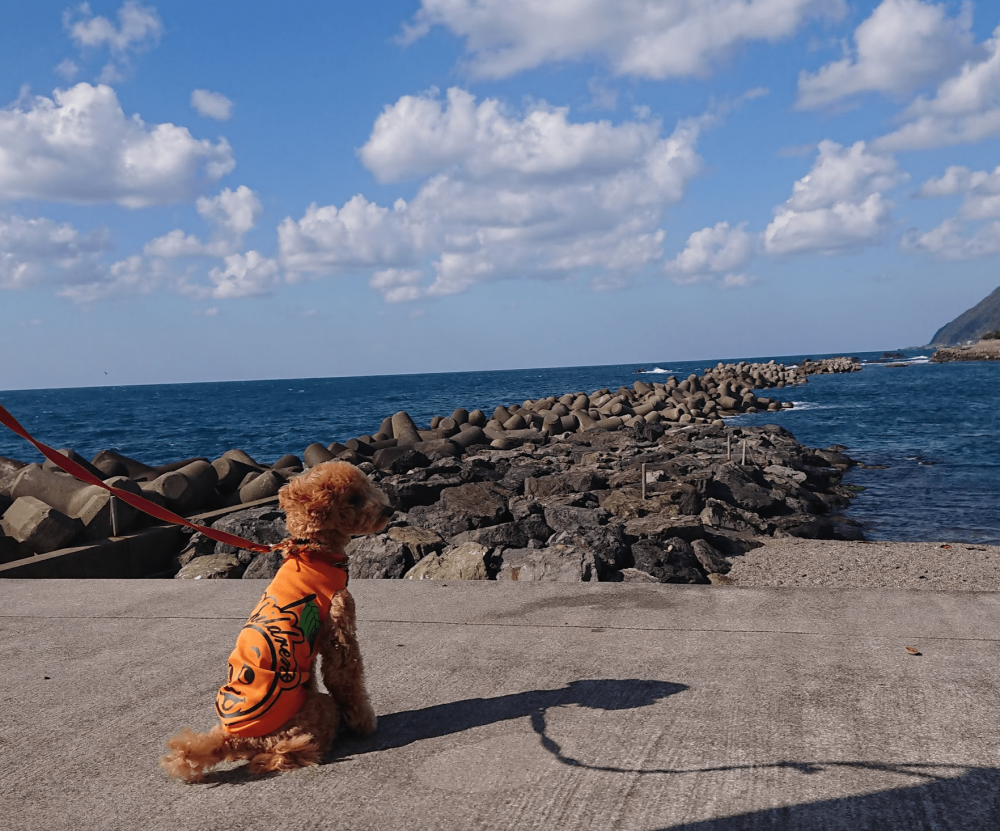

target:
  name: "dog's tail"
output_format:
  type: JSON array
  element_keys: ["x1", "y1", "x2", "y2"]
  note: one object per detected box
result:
[{"x1": 161, "y1": 725, "x2": 242, "y2": 783}]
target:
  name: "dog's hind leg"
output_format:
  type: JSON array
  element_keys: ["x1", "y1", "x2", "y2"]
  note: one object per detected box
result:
[
  {"x1": 247, "y1": 691, "x2": 339, "y2": 773},
  {"x1": 319, "y1": 590, "x2": 377, "y2": 736}
]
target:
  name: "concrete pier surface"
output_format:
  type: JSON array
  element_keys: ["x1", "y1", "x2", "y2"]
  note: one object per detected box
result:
[{"x1": 3, "y1": 578, "x2": 999, "y2": 830}]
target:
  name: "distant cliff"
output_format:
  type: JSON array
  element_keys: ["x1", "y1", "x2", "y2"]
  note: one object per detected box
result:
[{"x1": 931, "y1": 285, "x2": 1000, "y2": 345}]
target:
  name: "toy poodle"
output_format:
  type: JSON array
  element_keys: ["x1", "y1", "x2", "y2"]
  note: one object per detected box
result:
[{"x1": 161, "y1": 460, "x2": 393, "y2": 782}]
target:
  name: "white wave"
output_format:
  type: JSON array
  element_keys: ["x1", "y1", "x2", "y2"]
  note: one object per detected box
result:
[
  {"x1": 787, "y1": 401, "x2": 832, "y2": 410},
  {"x1": 643, "y1": 367, "x2": 678, "y2": 374},
  {"x1": 863, "y1": 355, "x2": 930, "y2": 366}
]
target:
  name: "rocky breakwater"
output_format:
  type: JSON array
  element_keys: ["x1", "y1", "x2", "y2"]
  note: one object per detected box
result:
[
  {"x1": 930, "y1": 338, "x2": 1000, "y2": 363},
  {"x1": 0, "y1": 444, "x2": 318, "y2": 566},
  {"x1": 164, "y1": 356, "x2": 865, "y2": 584}
]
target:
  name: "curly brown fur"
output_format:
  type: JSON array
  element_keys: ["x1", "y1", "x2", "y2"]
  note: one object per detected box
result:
[{"x1": 161, "y1": 462, "x2": 390, "y2": 782}]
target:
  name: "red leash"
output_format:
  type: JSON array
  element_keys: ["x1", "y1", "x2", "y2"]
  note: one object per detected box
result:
[{"x1": 0, "y1": 401, "x2": 271, "y2": 554}]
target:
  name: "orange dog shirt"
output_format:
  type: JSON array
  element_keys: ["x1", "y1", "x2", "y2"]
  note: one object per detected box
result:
[{"x1": 215, "y1": 548, "x2": 347, "y2": 737}]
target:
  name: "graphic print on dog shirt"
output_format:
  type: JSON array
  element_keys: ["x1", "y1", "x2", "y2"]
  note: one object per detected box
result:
[{"x1": 216, "y1": 552, "x2": 347, "y2": 736}]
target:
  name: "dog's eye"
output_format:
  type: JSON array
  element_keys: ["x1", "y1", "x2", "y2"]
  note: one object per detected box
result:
[{"x1": 349, "y1": 493, "x2": 363, "y2": 507}]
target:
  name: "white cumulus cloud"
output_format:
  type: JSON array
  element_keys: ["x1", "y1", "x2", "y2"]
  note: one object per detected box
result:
[
  {"x1": 64, "y1": 1, "x2": 162, "y2": 53},
  {"x1": 797, "y1": 0, "x2": 978, "y2": 109},
  {"x1": 57, "y1": 254, "x2": 156, "y2": 303},
  {"x1": 0, "y1": 83, "x2": 235, "y2": 207},
  {"x1": 666, "y1": 221, "x2": 755, "y2": 285},
  {"x1": 917, "y1": 165, "x2": 1000, "y2": 218},
  {"x1": 876, "y1": 24, "x2": 1000, "y2": 150},
  {"x1": 903, "y1": 218, "x2": 1000, "y2": 259},
  {"x1": 763, "y1": 140, "x2": 904, "y2": 254},
  {"x1": 283, "y1": 88, "x2": 706, "y2": 300},
  {"x1": 0, "y1": 214, "x2": 110, "y2": 289},
  {"x1": 401, "y1": 0, "x2": 845, "y2": 80},
  {"x1": 203, "y1": 251, "x2": 280, "y2": 299},
  {"x1": 63, "y1": 1, "x2": 163, "y2": 82},
  {"x1": 191, "y1": 89, "x2": 233, "y2": 121}
]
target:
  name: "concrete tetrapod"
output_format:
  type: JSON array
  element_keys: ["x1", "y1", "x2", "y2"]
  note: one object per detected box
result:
[
  {"x1": 1, "y1": 495, "x2": 83, "y2": 554},
  {"x1": 10, "y1": 465, "x2": 144, "y2": 540}
]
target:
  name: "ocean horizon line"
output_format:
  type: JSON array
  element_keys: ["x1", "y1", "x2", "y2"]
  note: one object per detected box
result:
[{"x1": 0, "y1": 347, "x2": 922, "y2": 395}]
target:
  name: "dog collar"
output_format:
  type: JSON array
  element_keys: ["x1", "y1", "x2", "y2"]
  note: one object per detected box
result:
[{"x1": 273, "y1": 538, "x2": 349, "y2": 567}]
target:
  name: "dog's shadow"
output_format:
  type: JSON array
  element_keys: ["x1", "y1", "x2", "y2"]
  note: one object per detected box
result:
[
  {"x1": 333, "y1": 678, "x2": 687, "y2": 758},
  {"x1": 196, "y1": 678, "x2": 685, "y2": 785}
]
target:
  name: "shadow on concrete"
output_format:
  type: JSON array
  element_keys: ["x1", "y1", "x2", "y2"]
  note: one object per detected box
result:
[
  {"x1": 653, "y1": 763, "x2": 1000, "y2": 830},
  {"x1": 531, "y1": 710, "x2": 1000, "y2": 828},
  {"x1": 338, "y1": 678, "x2": 687, "y2": 757}
]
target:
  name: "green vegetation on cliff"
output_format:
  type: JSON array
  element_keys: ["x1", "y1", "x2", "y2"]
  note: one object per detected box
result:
[{"x1": 931, "y1": 285, "x2": 1000, "y2": 345}]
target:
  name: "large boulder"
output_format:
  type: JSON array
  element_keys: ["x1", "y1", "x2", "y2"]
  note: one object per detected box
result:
[
  {"x1": 629, "y1": 538, "x2": 707, "y2": 584},
  {"x1": 708, "y1": 464, "x2": 781, "y2": 515},
  {"x1": 404, "y1": 542, "x2": 489, "y2": 580},
  {"x1": 243, "y1": 549, "x2": 285, "y2": 580},
  {"x1": 691, "y1": 538, "x2": 730, "y2": 574},
  {"x1": 495, "y1": 545, "x2": 595, "y2": 582},
  {"x1": 548, "y1": 523, "x2": 630, "y2": 577},
  {"x1": 387, "y1": 525, "x2": 447, "y2": 561},
  {"x1": 450, "y1": 516, "x2": 551, "y2": 549},
  {"x1": 543, "y1": 503, "x2": 608, "y2": 534},
  {"x1": 212, "y1": 506, "x2": 287, "y2": 561},
  {"x1": 346, "y1": 535, "x2": 411, "y2": 579},
  {"x1": 523, "y1": 470, "x2": 607, "y2": 498},
  {"x1": 407, "y1": 482, "x2": 513, "y2": 538},
  {"x1": 623, "y1": 515, "x2": 706, "y2": 543},
  {"x1": 598, "y1": 488, "x2": 698, "y2": 520},
  {"x1": 699, "y1": 498, "x2": 770, "y2": 535}
]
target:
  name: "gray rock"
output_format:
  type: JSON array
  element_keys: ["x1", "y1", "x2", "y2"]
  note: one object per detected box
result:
[
  {"x1": 243, "y1": 549, "x2": 285, "y2": 580},
  {"x1": 523, "y1": 469, "x2": 607, "y2": 498},
  {"x1": 543, "y1": 504, "x2": 608, "y2": 534},
  {"x1": 176, "y1": 531, "x2": 216, "y2": 568},
  {"x1": 630, "y1": 538, "x2": 707, "y2": 584},
  {"x1": 829, "y1": 515, "x2": 865, "y2": 541},
  {"x1": 404, "y1": 542, "x2": 490, "y2": 580},
  {"x1": 436, "y1": 481, "x2": 512, "y2": 528},
  {"x1": 387, "y1": 525, "x2": 446, "y2": 561},
  {"x1": 763, "y1": 464, "x2": 807, "y2": 484},
  {"x1": 623, "y1": 515, "x2": 705, "y2": 543},
  {"x1": 209, "y1": 506, "x2": 288, "y2": 563},
  {"x1": 549, "y1": 523, "x2": 630, "y2": 577},
  {"x1": 699, "y1": 498, "x2": 770, "y2": 535},
  {"x1": 612, "y1": 568, "x2": 661, "y2": 583},
  {"x1": 175, "y1": 553, "x2": 245, "y2": 579},
  {"x1": 496, "y1": 544, "x2": 595, "y2": 582},
  {"x1": 346, "y1": 535, "x2": 411, "y2": 579},
  {"x1": 772, "y1": 515, "x2": 835, "y2": 539},
  {"x1": 708, "y1": 464, "x2": 780, "y2": 514},
  {"x1": 691, "y1": 538, "x2": 730, "y2": 574}
]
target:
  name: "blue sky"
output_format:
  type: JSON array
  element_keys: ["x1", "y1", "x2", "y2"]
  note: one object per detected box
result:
[{"x1": 2, "y1": 0, "x2": 1000, "y2": 389}]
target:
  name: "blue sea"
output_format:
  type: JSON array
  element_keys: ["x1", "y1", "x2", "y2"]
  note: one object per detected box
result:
[{"x1": 1, "y1": 350, "x2": 997, "y2": 545}]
